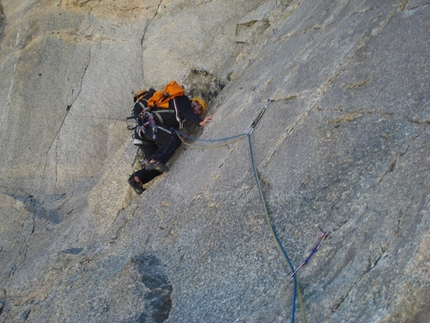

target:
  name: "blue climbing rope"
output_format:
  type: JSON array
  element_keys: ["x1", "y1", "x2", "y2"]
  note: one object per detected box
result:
[
  {"x1": 174, "y1": 99, "x2": 307, "y2": 322},
  {"x1": 173, "y1": 129, "x2": 247, "y2": 149},
  {"x1": 245, "y1": 100, "x2": 307, "y2": 323},
  {"x1": 247, "y1": 132, "x2": 299, "y2": 323},
  {"x1": 173, "y1": 129, "x2": 247, "y2": 142}
]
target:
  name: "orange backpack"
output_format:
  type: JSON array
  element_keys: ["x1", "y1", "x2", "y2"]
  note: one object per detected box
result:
[
  {"x1": 136, "y1": 81, "x2": 185, "y2": 109},
  {"x1": 131, "y1": 81, "x2": 186, "y2": 130}
]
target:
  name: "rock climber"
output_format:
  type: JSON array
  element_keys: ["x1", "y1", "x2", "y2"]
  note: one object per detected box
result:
[{"x1": 128, "y1": 95, "x2": 213, "y2": 194}]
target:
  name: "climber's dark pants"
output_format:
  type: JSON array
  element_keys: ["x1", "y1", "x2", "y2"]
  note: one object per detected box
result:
[
  {"x1": 135, "y1": 125, "x2": 182, "y2": 164},
  {"x1": 133, "y1": 124, "x2": 182, "y2": 185}
]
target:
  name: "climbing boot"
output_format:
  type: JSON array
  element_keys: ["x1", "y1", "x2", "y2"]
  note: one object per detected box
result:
[
  {"x1": 145, "y1": 161, "x2": 169, "y2": 173},
  {"x1": 128, "y1": 176, "x2": 145, "y2": 194}
]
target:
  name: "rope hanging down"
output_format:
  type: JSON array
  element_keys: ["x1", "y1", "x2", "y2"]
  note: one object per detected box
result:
[
  {"x1": 171, "y1": 99, "x2": 330, "y2": 322},
  {"x1": 246, "y1": 99, "x2": 306, "y2": 323}
]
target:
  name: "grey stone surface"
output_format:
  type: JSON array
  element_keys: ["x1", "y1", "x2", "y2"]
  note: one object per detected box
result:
[{"x1": 0, "y1": 0, "x2": 429, "y2": 322}]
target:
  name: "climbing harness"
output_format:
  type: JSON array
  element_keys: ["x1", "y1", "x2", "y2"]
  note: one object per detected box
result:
[
  {"x1": 128, "y1": 97, "x2": 185, "y2": 141},
  {"x1": 290, "y1": 229, "x2": 329, "y2": 277},
  {"x1": 136, "y1": 111, "x2": 158, "y2": 139}
]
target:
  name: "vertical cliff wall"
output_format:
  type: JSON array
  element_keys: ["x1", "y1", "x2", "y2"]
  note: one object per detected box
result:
[{"x1": 0, "y1": 0, "x2": 429, "y2": 322}]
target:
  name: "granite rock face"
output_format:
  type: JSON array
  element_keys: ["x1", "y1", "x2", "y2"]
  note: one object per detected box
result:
[{"x1": 0, "y1": 0, "x2": 429, "y2": 322}]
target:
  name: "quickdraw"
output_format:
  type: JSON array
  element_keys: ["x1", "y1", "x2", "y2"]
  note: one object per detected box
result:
[
  {"x1": 247, "y1": 99, "x2": 272, "y2": 135},
  {"x1": 290, "y1": 229, "x2": 329, "y2": 277},
  {"x1": 136, "y1": 111, "x2": 158, "y2": 140}
]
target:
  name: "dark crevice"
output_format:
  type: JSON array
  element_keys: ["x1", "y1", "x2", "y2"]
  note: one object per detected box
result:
[
  {"x1": 399, "y1": 0, "x2": 410, "y2": 11},
  {"x1": 376, "y1": 157, "x2": 397, "y2": 186},
  {"x1": 407, "y1": 117, "x2": 430, "y2": 125},
  {"x1": 64, "y1": 43, "x2": 91, "y2": 113},
  {"x1": 407, "y1": 1, "x2": 430, "y2": 10},
  {"x1": 140, "y1": 0, "x2": 163, "y2": 46},
  {"x1": 48, "y1": 49, "x2": 91, "y2": 192},
  {"x1": 332, "y1": 245, "x2": 387, "y2": 313}
]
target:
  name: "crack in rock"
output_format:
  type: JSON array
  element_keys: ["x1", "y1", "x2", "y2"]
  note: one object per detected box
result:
[{"x1": 140, "y1": 0, "x2": 163, "y2": 46}]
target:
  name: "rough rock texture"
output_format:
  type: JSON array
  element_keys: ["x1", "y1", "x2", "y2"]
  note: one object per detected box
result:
[{"x1": 0, "y1": 0, "x2": 429, "y2": 322}]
